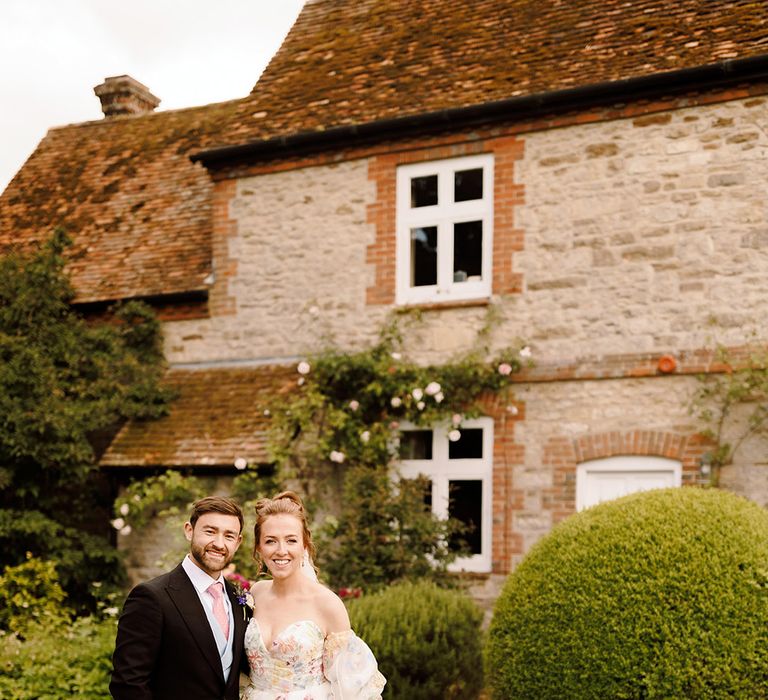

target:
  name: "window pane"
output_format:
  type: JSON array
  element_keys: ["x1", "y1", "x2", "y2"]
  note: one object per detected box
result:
[
  {"x1": 453, "y1": 220, "x2": 482, "y2": 283},
  {"x1": 448, "y1": 428, "x2": 484, "y2": 459},
  {"x1": 411, "y1": 226, "x2": 437, "y2": 287},
  {"x1": 449, "y1": 480, "x2": 483, "y2": 554},
  {"x1": 423, "y1": 479, "x2": 433, "y2": 509},
  {"x1": 454, "y1": 168, "x2": 483, "y2": 202},
  {"x1": 402, "y1": 476, "x2": 433, "y2": 511},
  {"x1": 411, "y1": 175, "x2": 438, "y2": 208},
  {"x1": 400, "y1": 430, "x2": 433, "y2": 460}
]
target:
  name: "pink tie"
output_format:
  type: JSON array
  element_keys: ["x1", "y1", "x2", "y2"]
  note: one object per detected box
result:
[{"x1": 208, "y1": 582, "x2": 229, "y2": 639}]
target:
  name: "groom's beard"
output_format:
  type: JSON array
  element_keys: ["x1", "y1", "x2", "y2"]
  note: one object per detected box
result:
[{"x1": 190, "y1": 542, "x2": 234, "y2": 576}]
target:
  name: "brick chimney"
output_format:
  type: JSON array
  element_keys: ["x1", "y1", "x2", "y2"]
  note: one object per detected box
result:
[{"x1": 93, "y1": 75, "x2": 160, "y2": 118}]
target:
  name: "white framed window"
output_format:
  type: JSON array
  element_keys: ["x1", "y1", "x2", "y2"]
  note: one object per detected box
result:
[
  {"x1": 576, "y1": 455, "x2": 682, "y2": 512},
  {"x1": 397, "y1": 417, "x2": 493, "y2": 572},
  {"x1": 396, "y1": 154, "x2": 494, "y2": 305}
]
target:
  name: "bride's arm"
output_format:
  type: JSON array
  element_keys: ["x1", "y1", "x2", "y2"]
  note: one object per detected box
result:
[{"x1": 320, "y1": 589, "x2": 385, "y2": 700}]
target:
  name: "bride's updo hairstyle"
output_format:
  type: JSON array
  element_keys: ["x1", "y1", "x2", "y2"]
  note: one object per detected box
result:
[{"x1": 252, "y1": 491, "x2": 318, "y2": 575}]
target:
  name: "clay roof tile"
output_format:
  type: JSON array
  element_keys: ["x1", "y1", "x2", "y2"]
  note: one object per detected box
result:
[
  {"x1": 3, "y1": 0, "x2": 767, "y2": 303},
  {"x1": 100, "y1": 364, "x2": 296, "y2": 467}
]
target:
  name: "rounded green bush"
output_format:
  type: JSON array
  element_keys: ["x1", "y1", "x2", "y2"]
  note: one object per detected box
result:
[
  {"x1": 486, "y1": 487, "x2": 768, "y2": 699},
  {"x1": 347, "y1": 580, "x2": 484, "y2": 700}
]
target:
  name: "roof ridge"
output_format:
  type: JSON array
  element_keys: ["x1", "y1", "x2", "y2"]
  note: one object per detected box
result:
[{"x1": 46, "y1": 95, "x2": 250, "y2": 134}]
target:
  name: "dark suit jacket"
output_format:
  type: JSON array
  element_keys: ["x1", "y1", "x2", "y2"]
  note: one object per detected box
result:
[{"x1": 110, "y1": 563, "x2": 249, "y2": 700}]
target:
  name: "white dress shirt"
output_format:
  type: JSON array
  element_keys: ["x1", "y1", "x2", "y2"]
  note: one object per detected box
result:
[{"x1": 181, "y1": 555, "x2": 235, "y2": 680}]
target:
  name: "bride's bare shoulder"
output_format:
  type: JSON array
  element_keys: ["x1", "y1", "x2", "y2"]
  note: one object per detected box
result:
[
  {"x1": 249, "y1": 579, "x2": 271, "y2": 599},
  {"x1": 314, "y1": 583, "x2": 350, "y2": 633}
]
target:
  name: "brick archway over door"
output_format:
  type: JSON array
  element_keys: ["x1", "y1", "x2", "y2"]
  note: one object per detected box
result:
[{"x1": 541, "y1": 430, "x2": 710, "y2": 527}]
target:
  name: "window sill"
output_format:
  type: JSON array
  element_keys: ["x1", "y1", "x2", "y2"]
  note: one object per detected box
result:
[{"x1": 396, "y1": 297, "x2": 490, "y2": 313}]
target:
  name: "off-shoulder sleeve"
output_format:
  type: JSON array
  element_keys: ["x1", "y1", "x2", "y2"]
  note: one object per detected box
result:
[{"x1": 323, "y1": 630, "x2": 386, "y2": 700}]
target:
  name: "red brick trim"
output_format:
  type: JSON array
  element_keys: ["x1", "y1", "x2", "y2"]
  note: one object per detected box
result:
[
  {"x1": 540, "y1": 430, "x2": 712, "y2": 530},
  {"x1": 477, "y1": 392, "x2": 525, "y2": 575},
  {"x1": 209, "y1": 179, "x2": 238, "y2": 316},
  {"x1": 459, "y1": 393, "x2": 715, "y2": 576},
  {"x1": 513, "y1": 346, "x2": 754, "y2": 383},
  {"x1": 491, "y1": 136, "x2": 525, "y2": 296},
  {"x1": 365, "y1": 154, "x2": 398, "y2": 305},
  {"x1": 365, "y1": 137, "x2": 525, "y2": 305}
]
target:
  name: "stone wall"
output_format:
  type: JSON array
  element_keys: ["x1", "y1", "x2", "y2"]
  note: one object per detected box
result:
[
  {"x1": 154, "y1": 92, "x2": 768, "y2": 598},
  {"x1": 472, "y1": 370, "x2": 768, "y2": 608},
  {"x1": 503, "y1": 95, "x2": 768, "y2": 361},
  {"x1": 166, "y1": 94, "x2": 768, "y2": 370},
  {"x1": 165, "y1": 159, "x2": 386, "y2": 364},
  {"x1": 510, "y1": 374, "x2": 702, "y2": 559}
]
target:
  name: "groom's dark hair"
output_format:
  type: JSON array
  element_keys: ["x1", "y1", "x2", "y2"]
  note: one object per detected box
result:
[{"x1": 189, "y1": 496, "x2": 244, "y2": 533}]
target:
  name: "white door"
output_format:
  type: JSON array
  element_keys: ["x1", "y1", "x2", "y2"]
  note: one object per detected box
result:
[{"x1": 576, "y1": 455, "x2": 682, "y2": 511}]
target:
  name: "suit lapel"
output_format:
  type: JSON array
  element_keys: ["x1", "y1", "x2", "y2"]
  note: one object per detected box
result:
[
  {"x1": 225, "y1": 579, "x2": 247, "y2": 680},
  {"x1": 166, "y1": 564, "x2": 224, "y2": 683}
]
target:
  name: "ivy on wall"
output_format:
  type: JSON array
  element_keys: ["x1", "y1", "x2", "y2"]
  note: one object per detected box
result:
[
  {"x1": 266, "y1": 317, "x2": 530, "y2": 590},
  {"x1": 690, "y1": 343, "x2": 768, "y2": 485},
  {"x1": 110, "y1": 314, "x2": 531, "y2": 592}
]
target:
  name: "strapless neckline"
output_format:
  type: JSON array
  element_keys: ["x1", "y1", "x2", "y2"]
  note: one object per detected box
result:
[
  {"x1": 252, "y1": 618, "x2": 324, "y2": 653},
  {"x1": 242, "y1": 618, "x2": 386, "y2": 699}
]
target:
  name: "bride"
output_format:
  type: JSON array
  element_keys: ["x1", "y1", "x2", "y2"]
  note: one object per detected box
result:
[{"x1": 241, "y1": 491, "x2": 386, "y2": 699}]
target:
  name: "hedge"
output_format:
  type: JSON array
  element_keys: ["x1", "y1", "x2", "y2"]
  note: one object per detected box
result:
[
  {"x1": 348, "y1": 580, "x2": 484, "y2": 699},
  {"x1": 486, "y1": 487, "x2": 768, "y2": 699},
  {"x1": 0, "y1": 616, "x2": 116, "y2": 699}
]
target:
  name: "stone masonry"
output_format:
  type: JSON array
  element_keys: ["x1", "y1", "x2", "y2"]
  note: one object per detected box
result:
[
  {"x1": 166, "y1": 94, "x2": 768, "y2": 369},
  {"x1": 161, "y1": 92, "x2": 768, "y2": 604}
]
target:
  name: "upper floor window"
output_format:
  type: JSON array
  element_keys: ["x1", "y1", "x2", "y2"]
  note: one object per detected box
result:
[
  {"x1": 398, "y1": 417, "x2": 493, "y2": 572},
  {"x1": 396, "y1": 154, "x2": 494, "y2": 305}
]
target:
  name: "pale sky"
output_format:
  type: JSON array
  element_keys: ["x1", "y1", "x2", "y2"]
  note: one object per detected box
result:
[{"x1": 0, "y1": 0, "x2": 306, "y2": 192}]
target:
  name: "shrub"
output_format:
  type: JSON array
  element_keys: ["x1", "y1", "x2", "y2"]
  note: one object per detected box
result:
[
  {"x1": 0, "y1": 231, "x2": 170, "y2": 617},
  {"x1": 0, "y1": 615, "x2": 117, "y2": 699},
  {"x1": 0, "y1": 509, "x2": 124, "y2": 616},
  {"x1": 0, "y1": 554, "x2": 71, "y2": 633},
  {"x1": 347, "y1": 580, "x2": 484, "y2": 700},
  {"x1": 486, "y1": 487, "x2": 768, "y2": 699},
  {"x1": 321, "y1": 466, "x2": 461, "y2": 591}
]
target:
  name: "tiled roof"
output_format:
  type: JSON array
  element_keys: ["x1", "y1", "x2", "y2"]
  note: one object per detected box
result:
[
  {"x1": 100, "y1": 364, "x2": 297, "y2": 468},
  {"x1": 215, "y1": 0, "x2": 768, "y2": 146},
  {"x1": 3, "y1": 0, "x2": 767, "y2": 304},
  {"x1": 0, "y1": 99, "x2": 243, "y2": 303}
]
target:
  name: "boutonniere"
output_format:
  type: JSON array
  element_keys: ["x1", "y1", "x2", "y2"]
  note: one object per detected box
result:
[{"x1": 225, "y1": 571, "x2": 254, "y2": 621}]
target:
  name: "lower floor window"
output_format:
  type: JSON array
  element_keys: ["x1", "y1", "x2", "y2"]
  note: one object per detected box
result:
[{"x1": 399, "y1": 418, "x2": 493, "y2": 572}]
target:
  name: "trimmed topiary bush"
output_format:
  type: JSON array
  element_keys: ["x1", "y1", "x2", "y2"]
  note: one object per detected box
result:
[
  {"x1": 486, "y1": 487, "x2": 768, "y2": 699},
  {"x1": 347, "y1": 580, "x2": 484, "y2": 699}
]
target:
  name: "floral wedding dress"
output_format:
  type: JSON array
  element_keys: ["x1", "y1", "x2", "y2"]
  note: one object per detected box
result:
[{"x1": 241, "y1": 618, "x2": 386, "y2": 699}]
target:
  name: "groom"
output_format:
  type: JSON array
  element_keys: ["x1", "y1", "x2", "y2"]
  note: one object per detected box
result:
[{"x1": 110, "y1": 496, "x2": 249, "y2": 700}]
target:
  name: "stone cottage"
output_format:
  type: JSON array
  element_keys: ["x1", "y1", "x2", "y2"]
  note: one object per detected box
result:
[{"x1": 3, "y1": 0, "x2": 768, "y2": 600}]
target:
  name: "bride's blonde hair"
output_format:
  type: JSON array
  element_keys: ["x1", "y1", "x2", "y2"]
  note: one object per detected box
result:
[{"x1": 252, "y1": 491, "x2": 318, "y2": 576}]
